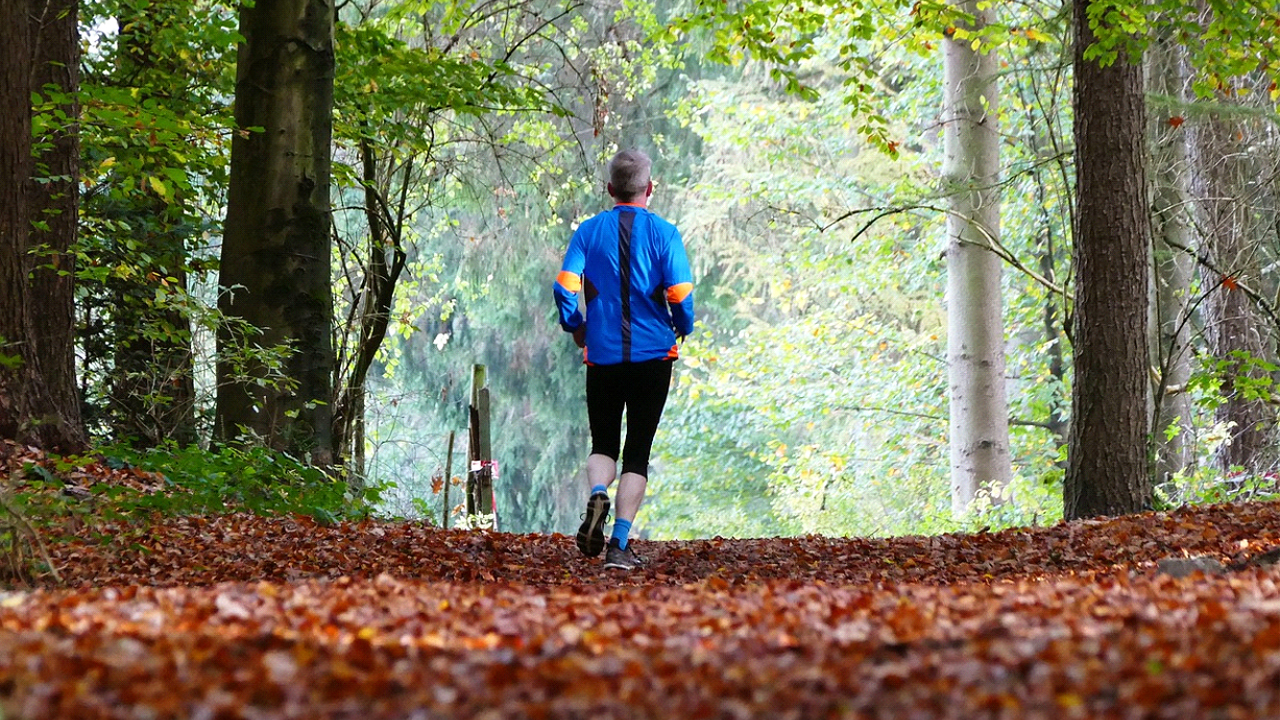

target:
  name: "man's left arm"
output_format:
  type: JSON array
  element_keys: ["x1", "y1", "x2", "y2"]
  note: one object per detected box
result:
[{"x1": 663, "y1": 230, "x2": 695, "y2": 338}]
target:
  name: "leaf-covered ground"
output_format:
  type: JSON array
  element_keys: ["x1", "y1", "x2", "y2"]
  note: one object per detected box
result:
[{"x1": 3, "y1": 500, "x2": 1280, "y2": 718}]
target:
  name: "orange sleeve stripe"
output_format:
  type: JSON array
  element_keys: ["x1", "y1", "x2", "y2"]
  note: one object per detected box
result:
[
  {"x1": 557, "y1": 271, "x2": 582, "y2": 292},
  {"x1": 666, "y1": 282, "x2": 693, "y2": 303}
]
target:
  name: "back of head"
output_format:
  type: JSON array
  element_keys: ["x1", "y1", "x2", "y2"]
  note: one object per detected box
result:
[{"x1": 608, "y1": 149, "x2": 652, "y2": 203}]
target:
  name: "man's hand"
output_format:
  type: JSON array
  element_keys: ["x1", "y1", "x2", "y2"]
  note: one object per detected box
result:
[{"x1": 572, "y1": 325, "x2": 587, "y2": 348}]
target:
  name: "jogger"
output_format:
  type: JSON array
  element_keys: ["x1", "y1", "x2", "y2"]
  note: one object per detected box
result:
[{"x1": 553, "y1": 149, "x2": 695, "y2": 570}]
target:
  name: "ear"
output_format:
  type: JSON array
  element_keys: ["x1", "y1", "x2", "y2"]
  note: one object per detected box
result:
[
  {"x1": 607, "y1": 182, "x2": 616, "y2": 198},
  {"x1": 645, "y1": 180, "x2": 654, "y2": 197}
]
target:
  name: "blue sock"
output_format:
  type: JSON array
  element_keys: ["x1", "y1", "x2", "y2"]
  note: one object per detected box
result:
[
  {"x1": 611, "y1": 518, "x2": 632, "y2": 549},
  {"x1": 591, "y1": 484, "x2": 607, "y2": 496}
]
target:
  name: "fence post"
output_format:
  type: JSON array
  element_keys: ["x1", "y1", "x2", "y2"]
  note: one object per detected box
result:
[
  {"x1": 467, "y1": 364, "x2": 496, "y2": 528},
  {"x1": 442, "y1": 430, "x2": 454, "y2": 530}
]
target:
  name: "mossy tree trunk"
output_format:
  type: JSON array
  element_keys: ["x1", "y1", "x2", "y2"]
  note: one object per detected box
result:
[{"x1": 216, "y1": 0, "x2": 336, "y2": 464}]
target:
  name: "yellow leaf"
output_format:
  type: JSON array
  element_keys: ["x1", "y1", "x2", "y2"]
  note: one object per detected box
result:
[
  {"x1": 1057, "y1": 693, "x2": 1084, "y2": 708},
  {"x1": 98, "y1": 157, "x2": 117, "y2": 171},
  {"x1": 147, "y1": 175, "x2": 169, "y2": 200}
]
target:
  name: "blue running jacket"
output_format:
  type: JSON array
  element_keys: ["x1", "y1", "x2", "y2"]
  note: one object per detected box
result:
[{"x1": 554, "y1": 204, "x2": 695, "y2": 365}]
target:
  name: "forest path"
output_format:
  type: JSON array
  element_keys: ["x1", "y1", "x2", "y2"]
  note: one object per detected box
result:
[{"x1": 3, "y1": 502, "x2": 1280, "y2": 718}]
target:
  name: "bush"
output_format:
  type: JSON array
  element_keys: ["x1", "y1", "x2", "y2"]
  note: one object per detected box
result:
[
  {"x1": 103, "y1": 442, "x2": 382, "y2": 521},
  {"x1": 11, "y1": 442, "x2": 380, "y2": 527}
]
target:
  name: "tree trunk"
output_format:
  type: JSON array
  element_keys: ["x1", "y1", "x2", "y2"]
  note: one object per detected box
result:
[
  {"x1": 332, "y1": 136, "x2": 407, "y2": 485},
  {"x1": 28, "y1": 0, "x2": 86, "y2": 449},
  {"x1": 942, "y1": 0, "x2": 1010, "y2": 515},
  {"x1": 1186, "y1": 100, "x2": 1275, "y2": 475},
  {"x1": 1146, "y1": 34, "x2": 1195, "y2": 484},
  {"x1": 1065, "y1": 0, "x2": 1152, "y2": 519},
  {"x1": 0, "y1": 0, "x2": 83, "y2": 450},
  {"x1": 216, "y1": 0, "x2": 336, "y2": 464}
]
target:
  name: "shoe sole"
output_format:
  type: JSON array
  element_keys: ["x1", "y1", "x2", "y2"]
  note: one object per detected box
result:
[
  {"x1": 602, "y1": 560, "x2": 634, "y2": 571},
  {"x1": 576, "y1": 496, "x2": 610, "y2": 557}
]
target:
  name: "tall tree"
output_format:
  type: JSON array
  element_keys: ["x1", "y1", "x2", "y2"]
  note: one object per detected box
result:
[
  {"x1": 331, "y1": 135, "x2": 408, "y2": 486},
  {"x1": 29, "y1": 0, "x2": 86, "y2": 449},
  {"x1": 1186, "y1": 94, "x2": 1275, "y2": 476},
  {"x1": 1147, "y1": 33, "x2": 1195, "y2": 484},
  {"x1": 1064, "y1": 0, "x2": 1151, "y2": 518},
  {"x1": 942, "y1": 0, "x2": 1010, "y2": 515},
  {"x1": 0, "y1": 0, "x2": 83, "y2": 450},
  {"x1": 216, "y1": 0, "x2": 336, "y2": 463}
]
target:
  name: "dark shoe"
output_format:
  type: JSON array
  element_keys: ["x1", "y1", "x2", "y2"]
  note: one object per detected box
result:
[
  {"x1": 575, "y1": 492, "x2": 611, "y2": 557},
  {"x1": 602, "y1": 537, "x2": 644, "y2": 570}
]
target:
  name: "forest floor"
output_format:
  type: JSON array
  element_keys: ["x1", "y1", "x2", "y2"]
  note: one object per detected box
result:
[{"x1": 2, "y1": 465, "x2": 1280, "y2": 719}]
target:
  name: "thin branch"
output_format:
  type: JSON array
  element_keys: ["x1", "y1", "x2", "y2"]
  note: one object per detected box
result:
[
  {"x1": 831, "y1": 403, "x2": 947, "y2": 423},
  {"x1": 1162, "y1": 234, "x2": 1280, "y2": 334}
]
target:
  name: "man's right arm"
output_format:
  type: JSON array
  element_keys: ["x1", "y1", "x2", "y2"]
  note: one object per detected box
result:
[{"x1": 553, "y1": 230, "x2": 586, "y2": 333}]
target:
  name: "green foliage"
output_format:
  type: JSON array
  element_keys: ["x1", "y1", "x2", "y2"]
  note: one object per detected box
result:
[
  {"x1": 0, "y1": 484, "x2": 62, "y2": 586},
  {"x1": 959, "y1": 471, "x2": 1065, "y2": 532},
  {"x1": 1156, "y1": 466, "x2": 1280, "y2": 508},
  {"x1": 0, "y1": 336, "x2": 20, "y2": 371},
  {"x1": 73, "y1": 0, "x2": 241, "y2": 444},
  {"x1": 51, "y1": 0, "x2": 1278, "y2": 542},
  {"x1": 12, "y1": 444, "x2": 376, "y2": 526}
]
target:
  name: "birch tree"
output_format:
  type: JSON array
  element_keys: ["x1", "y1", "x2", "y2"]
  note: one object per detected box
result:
[{"x1": 942, "y1": 0, "x2": 1011, "y2": 514}]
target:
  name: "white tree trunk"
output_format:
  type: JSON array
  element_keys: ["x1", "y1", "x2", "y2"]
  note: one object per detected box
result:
[{"x1": 942, "y1": 1, "x2": 1011, "y2": 515}]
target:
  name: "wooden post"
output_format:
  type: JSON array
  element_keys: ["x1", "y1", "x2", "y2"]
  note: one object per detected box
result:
[
  {"x1": 466, "y1": 364, "x2": 495, "y2": 528},
  {"x1": 442, "y1": 430, "x2": 454, "y2": 530},
  {"x1": 476, "y1": 385, "x2": 493, "y2": 517}
]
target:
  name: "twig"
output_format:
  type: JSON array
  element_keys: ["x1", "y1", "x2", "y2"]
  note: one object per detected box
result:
[{"x1": 0, "y1": 483, "x2": 61, "y2": 586}]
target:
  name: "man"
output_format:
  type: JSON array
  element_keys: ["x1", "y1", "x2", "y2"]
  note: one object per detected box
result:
[{"x1": 552, "y1": 149, "x2": 695, "y2": 570}]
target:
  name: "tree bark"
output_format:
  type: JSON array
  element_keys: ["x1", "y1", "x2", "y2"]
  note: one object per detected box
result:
[
  {"x1": 1065, "y1": 0, "x2": 1152, "y2": 519},
  {"x1": 28, "y1": 0, "x2": 86, "y2": 450},
  {"x1": 1186, "y1": 99, "x2": 1275, "y2": 475},
  {"x1": 942, "y1": 0, "x2": 1010, "y2": 515},
  {"x1": 0, "y1": 0, "x2": 83, "y2": 450},
  {"x1": 217, "y1": 0, "x2": 336, "y2": 464},
  {"x1": 1146, "y1": 34, "x2": 1195, "y2": 484}
]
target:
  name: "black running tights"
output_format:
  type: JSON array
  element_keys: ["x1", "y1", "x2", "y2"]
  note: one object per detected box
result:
[{"x1": 585, "y1": 359, "x2": 674, "y2": 478}]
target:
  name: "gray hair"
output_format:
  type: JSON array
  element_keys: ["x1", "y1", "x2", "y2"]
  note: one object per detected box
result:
[{"x1": 608, "y1": 149, "x2": 651, "y2": 202}]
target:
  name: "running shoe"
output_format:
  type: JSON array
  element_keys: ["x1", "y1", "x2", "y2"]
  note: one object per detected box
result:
[
  {"x1": 602, "y1": 537, "x2": 645, "y2": 570},
  {"x1": 575, "y1": 492, "x2": 610, "y2": 557}
]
